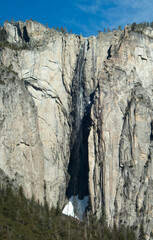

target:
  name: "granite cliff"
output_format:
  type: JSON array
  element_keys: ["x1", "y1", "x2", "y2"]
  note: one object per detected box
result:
[{"x1": 0, "y1": 21, "x2": 153, "y2": 239}]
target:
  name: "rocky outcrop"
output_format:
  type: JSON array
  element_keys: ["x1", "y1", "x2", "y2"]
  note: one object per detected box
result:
[{"x1": 0, "y1": 21, "x2": 153, "y2": 238}]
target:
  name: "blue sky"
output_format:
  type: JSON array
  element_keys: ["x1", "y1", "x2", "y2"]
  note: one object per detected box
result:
[{"x1": 1, "y1": 0, "x2": 153, "y2": 36}]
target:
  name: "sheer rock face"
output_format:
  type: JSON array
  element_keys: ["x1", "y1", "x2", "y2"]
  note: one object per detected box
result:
[
  {"x1": 0, "y1": 21, "x2": 153, "y2": 238},
  {"x1": 0, "y1": 67, "x2": 44, "y2": 202},
  {"x1": 89, "y1": 28, "x2": 153, "y2": 238}
]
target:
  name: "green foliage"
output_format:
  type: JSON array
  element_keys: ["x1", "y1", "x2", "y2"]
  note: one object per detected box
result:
[
  {"x1": 131, "y1": 21, "x2": 153, "y2": 33},
  {"x1": 0, "y1": 184, "x2": 136, "y2": 240},
  {"x1": 98, "y1": 20, "x2": 153, "y2": 35},
  {"x1": 55, "y1": 26, "x2": 68, "y2": 34},
  {"x1": 0, "y1": 28, "x2": 7, "y2": 42},
  {"x1": 139, "y1": 223, "x2": 146, "y2": 240},
  {"x1": 0, "y1": 41, "x2": 29, "y2": 51},
  {"x1": 73, "y1": 196, "x2": 79, "y2": 216},
  {"x1": 118, "y1": 25, "x2": 122, "y2": 31},
  {"x1": 0, "y1": 79, "x2": 5, "y2": 85},
  {"x1": 0, "y1": 26, "x2": 29, "y2": 51}
]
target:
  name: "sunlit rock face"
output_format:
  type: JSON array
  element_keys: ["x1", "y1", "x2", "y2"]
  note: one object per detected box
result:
[
  {"x1": 0, "y1": 21, "x2": 153, "y2": 238},
  {"x1": 0, "y1": 67, "x2": 44, "y2": 203},
  {"x1": 88, "y1": 28, "x2": 153, "y2": 239}
]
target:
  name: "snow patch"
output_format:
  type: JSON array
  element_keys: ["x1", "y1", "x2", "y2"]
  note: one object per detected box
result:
[
  {"x1": 62, "y1": 195, "x2": 89, "y2": 220},
  {"x1": 62, "y1": 200, "x2": 78, "y2": 219}
]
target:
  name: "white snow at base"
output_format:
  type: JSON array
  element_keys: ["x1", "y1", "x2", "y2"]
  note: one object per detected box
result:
[
  {"x1": 62, "y1": 195, "x2": 89, "y2": 220},
  {"x1": 62, "y1": 200, "x2": 78, "y2": 219}
]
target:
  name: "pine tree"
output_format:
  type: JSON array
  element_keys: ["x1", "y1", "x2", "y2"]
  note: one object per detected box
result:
[
  {"x1": 60, "y1": 27, "x2": 64, "y2": 33},
  {"x1": 150, "y1": 22, "x2": 153, "y2": 28},
  {"x1": 131, "y1": 22, "x2": 137, "y2": 31},
  {"x1": 64, "y1": 27, "x2": 67, "y2": 33},
  {"x1": 139, "y1": 223, "x2": 146, "y2": 240},
  {"x1": 118, "y1": 25, "x2": 122, "y2": 31},
  {"x1": 73, "y1": 196, "x2": 79, "y2": 217}
]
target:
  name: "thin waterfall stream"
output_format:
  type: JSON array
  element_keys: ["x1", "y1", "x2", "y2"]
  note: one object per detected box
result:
[{"x1": 63, "y1": 39, "x2": 92, "y2": 219}]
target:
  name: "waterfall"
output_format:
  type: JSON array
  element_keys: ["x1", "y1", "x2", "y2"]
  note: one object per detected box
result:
[
  {"x1": 76, "y1": 39, "x2": 88, "y2": 129},
  {"x1": 63, "y1": 39, "x2": 91, "y2": 219}
]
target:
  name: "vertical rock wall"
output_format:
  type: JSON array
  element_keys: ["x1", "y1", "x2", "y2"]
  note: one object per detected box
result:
[
  {"x1": 0, "y1": 67, "x2": 44, "y2": 202},
  {"x1": 0, "y1": 21, "x2": 153, "y2": 238},
  {"x1": 88, "y1": 28, "x2": 153, "y2": 238}
]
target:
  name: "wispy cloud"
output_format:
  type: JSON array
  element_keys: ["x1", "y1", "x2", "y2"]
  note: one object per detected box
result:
[
  {"x1": 77, "y1": 0, "x2": 102, "y2": 14},
  {"x1": 75, "y1": 0, "x2": 153, "y2": 35},
  {"x1": 106, "y1": 0, "x2": 153, "y2": 27}
]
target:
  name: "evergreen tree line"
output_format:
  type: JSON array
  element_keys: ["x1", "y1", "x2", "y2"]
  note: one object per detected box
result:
[
  {"x1": 2, "y1": 19, "x2": 153, "y2": 36},
  {"x1": 52, "y1": 26, "x2": 72, "y2": 34},
  {"x1": 98, "y1": 21, "x2": 153, "y2": 34},
  {"x1": 54, "y1": 21, "x2": 153, "y2": 34},
  {"x1": 131, "y1": 21, "x2": 153, "y2": 31},
  {"x1": 0, "y1": 184, "x2": 138, "y2": 240}
]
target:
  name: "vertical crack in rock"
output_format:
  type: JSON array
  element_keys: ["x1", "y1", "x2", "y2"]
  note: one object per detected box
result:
[
  {"x1": 150, "y1": 121, "x2": 153, "y2": 141},
  {"x1": 64, "y1": 39, "x2": 93, "y2": 219},
  {"x1": 107, "y1": 45, "x2": 112, "y2": 59},
  {"x1": 23, "y1": 26, "x2": 30, "y2": 43}
]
